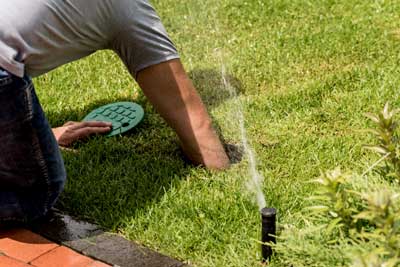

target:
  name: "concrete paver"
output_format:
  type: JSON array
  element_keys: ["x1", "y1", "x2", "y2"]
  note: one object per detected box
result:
[
  {"x1": 82, "y1": 233, "x2": 185, "y2": 267},
  {"x1": 86, "y1": 261, "x2": 112, "y2": 267}
]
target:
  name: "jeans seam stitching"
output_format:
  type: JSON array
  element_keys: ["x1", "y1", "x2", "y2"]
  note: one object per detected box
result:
[
  {"x1": 32, "y1": 133, "x2": 51, "y2": 217},
  {"x1": 0, "y1": 77, "x2": 12, "y2": 87},
  {"x1": 25, "y1": 83, "x2": 34, "y2": 120},
  {"x1": 28, "y1": 84, "x2": 51, "y2": 218}
]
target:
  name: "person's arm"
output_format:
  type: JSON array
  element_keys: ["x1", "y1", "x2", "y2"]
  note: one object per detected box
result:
[
  {"x1": 137, "y1": 59, "x2": 230, "y2": 170},
  {"x1": 52, "y1": 121, "x2": 112, "y2": 147}
]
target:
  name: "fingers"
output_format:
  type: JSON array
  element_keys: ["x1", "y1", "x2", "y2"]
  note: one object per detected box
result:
[
  {"x1": 59, "y1": 126, "x2": 111, "y2": 147},
  {"x1": 70, "y1": 126, "x2": 112, "y2": 140},
  {"x1": 63, "y1": 121, "x2": 76, "y2": 126},
  {"x1": 68, "y1": 121, "x2": 113, "y2": 130},
  {"x1": 56, "y1": 121, "x2": 112, "y2": 147},
  {"x1": 81, "y1": 121, "x2": 112, "y2": 127}
]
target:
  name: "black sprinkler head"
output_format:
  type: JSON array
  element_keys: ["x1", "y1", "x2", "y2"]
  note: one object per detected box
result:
[{"x1": 261, "y1": 207, "x2": 276, "y2": 262}]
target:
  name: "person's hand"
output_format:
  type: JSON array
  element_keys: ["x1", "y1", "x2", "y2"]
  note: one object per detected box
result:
[{"x1": 52, "y1": 121, "x2": 112, "y2": 147}]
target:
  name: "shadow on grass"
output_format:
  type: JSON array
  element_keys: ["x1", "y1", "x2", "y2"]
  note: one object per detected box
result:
[
  {"x1": 43, "y1": 68, "x2": 244, "y2": 230},
  {"x1": 44, "y1": 97, "x2": 188, "y2": 230},
  {"x1": 188, "y1": 68, "x2": 244, "y2": 109}
]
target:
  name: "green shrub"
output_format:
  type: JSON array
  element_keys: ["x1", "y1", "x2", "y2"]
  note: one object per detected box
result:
[
  {"x1": 364, "y1": 103, "x2": 400, "y2": 184},
  {"x1": 273, "y1": 103, "x2": 400, "y2": 267}
]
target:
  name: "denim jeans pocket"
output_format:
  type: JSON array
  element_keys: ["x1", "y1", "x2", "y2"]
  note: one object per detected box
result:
[{"x1": 0, "y1": 78, "x2": 42, "y2": 188}]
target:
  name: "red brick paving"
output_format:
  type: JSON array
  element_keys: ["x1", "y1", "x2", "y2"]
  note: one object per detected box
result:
[
  {"x1": 0, "y1": 229, "x2": 111, "y2": 267},
  {"x1": 0, "y1": 229, "x2": 58, "y2": 263},
  {"x1": 31, "y1": 246, "x2": 94, "y2": 267},
  {"x1": 0, "y1": 255, "x2": 32, "y2": 267}
]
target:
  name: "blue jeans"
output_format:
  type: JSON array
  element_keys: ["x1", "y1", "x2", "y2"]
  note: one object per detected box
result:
[{"x1": 0, "y1": 69, "x2": 66, "y2": 223}]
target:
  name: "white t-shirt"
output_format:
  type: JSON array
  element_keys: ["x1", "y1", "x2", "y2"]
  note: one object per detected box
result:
[{"x1": 0, "y1": 0, "x2": 179, "y2": 78}]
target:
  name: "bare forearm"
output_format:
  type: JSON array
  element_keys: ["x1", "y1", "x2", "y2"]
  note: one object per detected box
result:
[{"x1": 137, "y1": 59, "x2": 229, "y2": 169}]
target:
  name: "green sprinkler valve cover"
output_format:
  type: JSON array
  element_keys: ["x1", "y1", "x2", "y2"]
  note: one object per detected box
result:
[{"x1": 83, "y1": 102, "x2": 144, "y2": 137}]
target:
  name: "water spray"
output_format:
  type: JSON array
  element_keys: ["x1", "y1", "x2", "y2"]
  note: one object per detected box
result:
[
  {"x1": 219, "y1": 54, "x2": 277, "y2": 263},
  {"x1": 261, "y1": 207, "x2": 276, "y2": 262}
]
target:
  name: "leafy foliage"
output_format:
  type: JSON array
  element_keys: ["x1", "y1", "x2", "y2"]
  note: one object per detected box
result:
[
  {"x1": 307, "y1": 168, "x2": 363, "y2": 236},
  {"x1": 364, "y1": 103, "x2": 400, "y2": 183},
  {"x1": 274, "y1": 104, "x2": 400, "y2": 267}
]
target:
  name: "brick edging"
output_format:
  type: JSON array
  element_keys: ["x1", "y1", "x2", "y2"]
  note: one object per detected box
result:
[{"x1": 29, "y1": 211, "x2": 188, "y2": 267}]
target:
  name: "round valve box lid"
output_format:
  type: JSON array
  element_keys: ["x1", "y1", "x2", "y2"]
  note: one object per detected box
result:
[{"x1": 83, "y1": 102, "x2": 144, "y2": 137}]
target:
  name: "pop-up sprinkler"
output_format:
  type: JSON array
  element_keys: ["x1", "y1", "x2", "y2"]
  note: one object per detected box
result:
[{"x1": 261, "y1": 207, "x2": 276, "y2": 262}]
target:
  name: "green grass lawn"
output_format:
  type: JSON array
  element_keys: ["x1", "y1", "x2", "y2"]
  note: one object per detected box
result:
[{"x1": 33, "y1": 0, "x2": 400, "y2": 266}]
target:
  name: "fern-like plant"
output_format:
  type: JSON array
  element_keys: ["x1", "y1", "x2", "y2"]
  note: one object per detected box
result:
[
  {"x1": 307, "y1": 168, "x2": 363, "y2": 237},
  {"x1": 364, "y1": 103, "x2": 400, "y2": 183}
]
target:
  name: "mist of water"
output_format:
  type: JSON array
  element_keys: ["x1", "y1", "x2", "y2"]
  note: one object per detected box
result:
[{"x1": 220, "y1": 61, "x2": 267, "y2": 211}]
